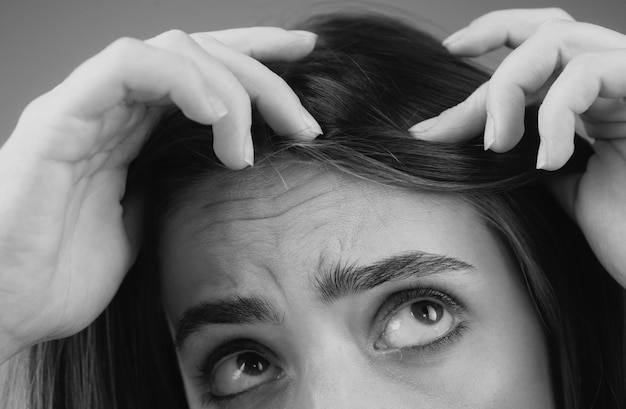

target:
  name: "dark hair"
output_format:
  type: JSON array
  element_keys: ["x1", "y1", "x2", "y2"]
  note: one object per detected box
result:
[{"x1": 11, "y1": 11, "x2": 625, "y2": 409}]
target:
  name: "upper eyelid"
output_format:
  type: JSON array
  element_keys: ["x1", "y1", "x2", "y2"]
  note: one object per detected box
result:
[
  {"x1": 375, "y1": 287, "x2": 467, "y2": 326},
  {"x1": 373, "y1": 288, "x2": 470, "y2": 354},
  {"x1": 196, "y1": 338, "x2": 275, "y2": 380}
]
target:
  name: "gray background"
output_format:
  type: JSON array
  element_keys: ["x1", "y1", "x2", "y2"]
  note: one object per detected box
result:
[
  {"x1": 0, "y1": 0, "x2": 624, "y2": 388},
  {"x1": 0, "y1": 0, "x2": 624, "y2": 142}
]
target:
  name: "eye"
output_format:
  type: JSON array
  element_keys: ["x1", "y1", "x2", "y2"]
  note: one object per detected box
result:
[
  {"x1": 375, "y1": 297, "x2": 458, "y2": 350},
  {"x1": 203, "y1": 346, "x2": 283, "y2": 399}
]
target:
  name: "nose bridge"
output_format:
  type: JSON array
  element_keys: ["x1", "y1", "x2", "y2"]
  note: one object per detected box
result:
[
  {"x1": 293, "y1": 331, "x2": 379, "y2": 409},
  {"x1": 297, "y1": 352, "x2": 357, "y2": 408}
]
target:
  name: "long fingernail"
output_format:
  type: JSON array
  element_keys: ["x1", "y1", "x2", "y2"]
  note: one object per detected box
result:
[
  {"x1": 442, "y1": 27, "x2": 469, "y2": 47},
  {"x1": 291, "y1": 30, "x2": 318, "y2": 41},
  {"x1": 244, "y1": 133, "x2": 254, "y2": 167},
  {"x1": 536, "y1": 139, "x2": 548, "y2": 169},
  {"x1": 484, "y1": 113, "x2": 496, "y2": 150},
  {"x1": 298, "y1": 107, "x2": 323, "y2": 139},
  {"x1": 408, "y1": 116, "x2": 440, "y2": 137}
]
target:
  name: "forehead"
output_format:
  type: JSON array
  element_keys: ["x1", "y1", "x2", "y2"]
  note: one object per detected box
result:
[{"x1": 159, "y1": 164, "x2": 481, "y2": 318}]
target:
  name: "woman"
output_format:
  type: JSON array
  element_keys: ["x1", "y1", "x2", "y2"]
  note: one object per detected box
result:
[{"x1": 0, "y1": 6, "x2": 625, "y2": 409}]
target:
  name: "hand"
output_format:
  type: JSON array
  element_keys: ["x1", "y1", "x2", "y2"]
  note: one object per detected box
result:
[
  {"x1": 408, "y1": 8, "x2": 626, "y2": 286},
  {"x1": 0, "y1": 27, "x2": 321, "y2": 362}
]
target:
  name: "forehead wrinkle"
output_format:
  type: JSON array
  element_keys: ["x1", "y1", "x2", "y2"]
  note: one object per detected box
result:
[
  {"x1": 163, "y1": 166, "x2": 361, "y2": 297},
  {"x1": 190, "y1": 192, "x2": 347, "y2": 269},
  {"x1": 163, "y1": 164, "x2": 405, "y2": 311},
  {"x1": 181, "y1": 170, "x2": 352, "y2": 245}
]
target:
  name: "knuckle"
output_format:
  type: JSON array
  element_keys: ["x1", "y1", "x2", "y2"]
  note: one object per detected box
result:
[
  {"x1": 21, "y1": 94, "x2": 50, "y2": 121},
  {"x1": 190, "y1": 32, "x2": 219, "y2": 45},
  {"x1": 106, "y1": 37, "x2": 143, "y2": 56},
  {"x1": 150, "y1": 29, "x2": 196, "y2": 48},
  {"x1": 458, "y1": 88, "x2": 484, "y2": 110},
  {"x1": 536, "y1": 17, "x2": 572, "y2": 35},
  {"x1": 176, "y1": 55, "x2": 202, "y2": 79},
  {"x1": 568, "y1": 51, "x2": 599, "y2": 71},
  {"x1": 545, "y1": 7, "x2": 574, "y2": 21},
  {"x1": 102, "y1": 37, "x2": 145, "y2": 65},
  {"x1": 160, "y1": 29, "x2": 190, "y2": 42}
]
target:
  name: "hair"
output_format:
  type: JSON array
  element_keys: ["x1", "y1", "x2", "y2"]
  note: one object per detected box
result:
[{"x1": 5, "y1": 11, "x2": 624, "y2": 409}]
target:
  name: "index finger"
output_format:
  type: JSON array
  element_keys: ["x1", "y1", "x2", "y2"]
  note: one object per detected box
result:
[
  {"x1": 443, "y1": 8, "x2": 575, "y2": 56},
  {"x1": 191, "y1": 27, "x2": 317, "y2": 62},
  {"x1": 190, "y1": 29, "x2": 322, "y2": 139}
]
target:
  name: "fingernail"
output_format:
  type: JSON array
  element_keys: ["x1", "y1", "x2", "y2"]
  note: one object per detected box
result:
[
  {"x1": 244, "y1": 133, "x2": 254, "y2": 167},
  {"x1": 291, "y1": 30, "x2": 318, "y2": 41},
  {"x1": 484, "y1": 113, "x2": 496, "y2": 150},
  {"x1": 408, "y1": 116, "x2": 440, "y2": 137},
  {"x1": 298, "y1": 107, "x2": 323, "y2": 139},
  {"x1": 536, "y1": 139, "x2": 548, "y2": 169},
  {"x1": 442, "y1": 27, "x2": 469, "y2": 47}
]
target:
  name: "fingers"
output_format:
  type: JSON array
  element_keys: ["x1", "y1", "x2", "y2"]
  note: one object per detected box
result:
[
  {"x1": 413, "y1": 8, "x2": 577, "y2": 147},
  {"x1": 410, "y1": 10, "x2": 577, "y2": 145},
  {"x1": 194, "y1": 27, "x2": 317, "y2": 61},
  {"x1": 47, "y1": 37, "x2": 227, "y2": 126},
  {"x1": 473, "y1": 21, "x2": 626, "y2": 160},
  {"x1": 408, "y1": 52, "x2": 554, "y2": 146},
  {"x1": 442, "y1": 8, "x2": 575, "y2": 56},
  {"x1": 190, "y1": 30, "x2": 322, "y2": 139},
  {"x1": 146, "y1": 29, "x2": 321, "y2": 169},
  {"x1": 146, "y1": 30, "x2": 255, "y2": 169},
  {"x1": 409, "y1": 83, "x2": 488, "y2": 143},
  {"x1": 412, "y1": 18, "x2": 626, "y2": 170},
  {"x1": 17, "y1": 37, "x2": 230, "y2": 164},
  {"x1": 538, "y1": 49, "x2": 626, "y2": 169},
  {"x1": 27, "y1": 26, "x2": 320, "y2": 170},
  {"x1": 479, "y1": 29, "x2": 563, "y2": 153}
]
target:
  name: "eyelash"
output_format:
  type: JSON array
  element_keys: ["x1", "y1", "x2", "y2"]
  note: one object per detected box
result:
[{"x1": 375, "y1": 286, "x2": 469, "y2": 353}]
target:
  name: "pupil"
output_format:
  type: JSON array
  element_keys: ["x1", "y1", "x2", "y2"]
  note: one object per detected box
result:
[
  {"x1": 411, "y1": 301, "x2": 443, "y2": 323},
  {"x1": 236, "y1": 352, "x2": 269, "y2": 376}
]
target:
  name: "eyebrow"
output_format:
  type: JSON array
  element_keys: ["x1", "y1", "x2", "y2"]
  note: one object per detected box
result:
[
  {"x1": 315, "y1": 251, "x2": 473, "y2": 303},
  {"x1": 174, "y1": 296, "x2": 282, "y2": 348},
  {"x1": 174, "y1": 251, "x2": 473, "y2": 348}
]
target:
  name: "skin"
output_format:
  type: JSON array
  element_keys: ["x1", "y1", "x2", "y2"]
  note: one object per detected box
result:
[
  {"x1": 160, "y1": 166, "x2": 554, "y2": 409},
  {"x1": 410, "y1": 8, "x2": 626, "y2": 286},
  {"x1": 0, "y1": 7, "x2": 621, "y2": 409},
  {"x1": 0, "y1": 27, "x2": 320, "y2": 363},
  {"x1": 0, "y1": 6, "x2": 623, "y2": 384}
]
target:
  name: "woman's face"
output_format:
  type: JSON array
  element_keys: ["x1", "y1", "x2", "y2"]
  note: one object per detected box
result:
[{"x1": 160, "y1": 166, "x2": 554, "y2": 409}]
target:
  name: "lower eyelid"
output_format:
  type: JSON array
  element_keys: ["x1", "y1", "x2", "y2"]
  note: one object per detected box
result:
[
  {"x1": 400, "y1": 321, "x2": 470, "y2": 354},
  {"x1": 196, "y1": 339, "x2": 285, "y2": 401},
  {"x1": 201, "y1": 369, "x2": 287, "y2": 406}
]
